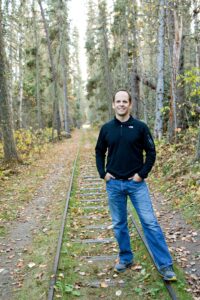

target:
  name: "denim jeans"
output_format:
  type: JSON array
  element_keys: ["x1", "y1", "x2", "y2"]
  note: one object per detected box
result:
[{"x1": 106, "y1": 178, "x2": 173, "y2": 270}]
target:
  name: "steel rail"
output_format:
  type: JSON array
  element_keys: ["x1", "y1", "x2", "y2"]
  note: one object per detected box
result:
[
  {"x1": 128, "y1": 207, "x2": 178, "y2": 300},
  {"x1": 48, "y1": 148, "x2": 79, "y2": 300}
]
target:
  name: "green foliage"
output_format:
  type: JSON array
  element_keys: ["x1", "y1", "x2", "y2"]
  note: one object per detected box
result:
[
  {"x1": 55, "y1": 281, "x2": 81, "y2": 297},
  {"x1": 178, "y1": 67, "x2": 200, "y2": 99},
  {"x1": 12, "y1": 128, "x2": 51, "y2": 160}
]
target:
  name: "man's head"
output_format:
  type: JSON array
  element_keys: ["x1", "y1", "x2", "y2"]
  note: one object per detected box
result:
[
  {"x1": 113, "y1": 89, "x2": 132, "y2": 103},
  {"x1": 112, "y1": 89, "x2": 132, "y2": 119}
]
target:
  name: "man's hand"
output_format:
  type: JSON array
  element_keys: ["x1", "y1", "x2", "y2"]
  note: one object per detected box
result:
[
  {"x1": 104, "y1": 172, "x2": 115, "y2": 182},
  {"x1": 128, "y1": 173, "x2": 143, "y2": 182}
]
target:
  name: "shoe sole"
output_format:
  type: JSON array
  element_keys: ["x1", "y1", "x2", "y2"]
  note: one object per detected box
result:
[
  {"x1": 160, "y1": 275, "x2": 177, "y2": 282},
  {"x1": 114, "y1": 263, "x2": 133, "y2": 273}
]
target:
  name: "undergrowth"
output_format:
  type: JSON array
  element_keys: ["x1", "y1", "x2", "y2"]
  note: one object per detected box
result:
[
  {"x1": 0, "y1": 128, "x2": 59, "y2": 181},
  {"x1": 151, "y1": 127, "x2": 200, "y2": 228}
]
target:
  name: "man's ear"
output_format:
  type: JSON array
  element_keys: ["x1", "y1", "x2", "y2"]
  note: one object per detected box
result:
[{"x1": 112, "y1": 102, "x2": 115, "y2": 109}]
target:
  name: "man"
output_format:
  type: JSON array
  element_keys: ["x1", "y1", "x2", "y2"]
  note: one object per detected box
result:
[{"x1": 95, "y1": 89, "x2": 177, "y2": 281}]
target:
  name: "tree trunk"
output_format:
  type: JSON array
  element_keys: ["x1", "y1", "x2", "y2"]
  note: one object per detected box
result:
[
  {"x1": 32, "y1": 1, "x2": 43, "y2": 129},
  {"x1": 194, "y1": 1, "x2": 200, "y2": 161},
  {"x1": 154, "y1": 0, "x2": 165, "y2": 139},
  {"x1": 7, "y1": 0, "x2": 15, "y2": 128},
  {"x1": 194, "y1": 2, "x2": 200, "y2": 69},
  {"x1": 176, "y1": 34, "x2": 187, "y2": 129},
  {"x1": 102, "y1": 28, "x2": 113, "y2": 119},
  {"x1": 58, "y1": 0, "x2": 71, "y2": 137},
  {"x1": 17, "y1": 2, "x2": 24, "y2": 129},
  {"x1": 98, "y1": 0, "x2": 113, "y2": 120},
  {"x1": 18, "y1": 31, "x2": 23, "y2": 128},
  {"x1": 61, "y1": 52, "x2": 71, "y2": 137},
  {"x1": 38, "y1": 0, "x2": 61, "y2": 139},
  {"x1": 131, "y1": 2, "x2": 140, "y2": 119},
  {"x1": 0, "y1": 3, "x2": 19, "y2": 162},
  {"x1": 166, "y1": 5, "x2": 183, "y2": 142}
]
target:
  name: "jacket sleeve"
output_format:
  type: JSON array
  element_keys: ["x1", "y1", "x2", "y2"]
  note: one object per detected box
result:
[
  {"x1": 95, "y1": 126, "x2": 107, "y2": 179},
  {"x1": 138, "y1": 125, "x2": 156, "y2": 179}
]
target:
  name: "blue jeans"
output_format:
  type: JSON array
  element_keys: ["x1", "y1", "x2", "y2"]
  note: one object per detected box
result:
[{"x1": 106, "y1": 179, "x2": 173, "y2": 270}]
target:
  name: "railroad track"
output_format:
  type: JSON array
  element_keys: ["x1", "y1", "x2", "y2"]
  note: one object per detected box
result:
[{"x1": 47, "y1": 143, "x2": 179, "y2": 300}]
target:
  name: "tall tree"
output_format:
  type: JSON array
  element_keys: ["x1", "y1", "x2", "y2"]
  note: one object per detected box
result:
[
  {"x1": 166, "y1": 1, "x2": 183, "y2": 141},
  {"x1": 130, "y1": 0, "x2": 140, "y2": 119},
  {"x1": 58, "y1": 0, "x2": 71, "y2": 136},
  {"x1": 193, "y1": 2, "x2": 200, "y2": 69},
  {"x1": 71, "y1": 27, "x2": 83, "y2": 129},
  {"x1": 110, "y1": 0, "x2": 129, "y2": 90},
  {"x1": 38, "y1": 0, "x2": 61, "y2": 139},
  {"x1": 154, "y1": 0, "x2": 165, "y2": 139},
  {"x1": 98, "y1": 0, "x2": 113, "y2": 119},
  {"x1": 0, "y1": 1, "x2": 19, "y2": 162},
  {"x1": 17, "y1": 0, "x2": 25, "y2": 128},
  {"x1": 32, "y1": 0, "x2": 43, "y2": 128}
]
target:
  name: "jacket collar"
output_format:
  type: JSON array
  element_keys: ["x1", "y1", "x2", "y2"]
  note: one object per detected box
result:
[{"x1": 114, "y1": 115, "x2": 134, "y2": 126}]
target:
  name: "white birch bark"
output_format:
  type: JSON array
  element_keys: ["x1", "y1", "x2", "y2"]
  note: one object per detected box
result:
[{"x1": 154, "y1": 0, "x2": 165, "y2": 139}]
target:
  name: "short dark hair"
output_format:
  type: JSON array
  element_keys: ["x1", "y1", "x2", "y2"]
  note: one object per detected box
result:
[{"x1": 113, "y1": 89, "x2": 132, "y2": 103}]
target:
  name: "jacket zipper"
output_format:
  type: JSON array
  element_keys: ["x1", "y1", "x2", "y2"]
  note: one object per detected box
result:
[{"x1": 120, "y1": 124, "x2": 122, "y2": 136}]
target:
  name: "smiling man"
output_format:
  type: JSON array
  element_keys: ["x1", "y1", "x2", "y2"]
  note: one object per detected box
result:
[{"x1": 95, "y1": 89, "x2": 177, "y2": 281}]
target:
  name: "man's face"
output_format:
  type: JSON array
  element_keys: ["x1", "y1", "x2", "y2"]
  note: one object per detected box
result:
[{"x1": 112, "y1": 91, "x2": 132, "y2": 118}]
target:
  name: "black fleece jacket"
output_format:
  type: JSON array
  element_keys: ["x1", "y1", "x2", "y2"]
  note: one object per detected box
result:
[{"x1": 95, "y1": 116, "x2": 156, "y2": 180}]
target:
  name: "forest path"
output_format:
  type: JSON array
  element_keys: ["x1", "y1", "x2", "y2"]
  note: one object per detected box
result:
[
  {"x1": 0, "y1": 130, "x2": 80, "y2": 299},
  {"x1": 151, "y1": 191, "x2": 200, "y2": 298}
]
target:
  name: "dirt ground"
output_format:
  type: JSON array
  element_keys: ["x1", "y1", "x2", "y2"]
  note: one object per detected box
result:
[
  {"x1": 0, "y1": 130, "x2": 80, "y2": 299},
  {"x1": 151, "y1": 190, "x2": 200, "y2": 299}
]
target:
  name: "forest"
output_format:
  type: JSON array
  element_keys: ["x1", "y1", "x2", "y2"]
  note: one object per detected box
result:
[
  {"x1": 0, "y1": 0, "x2": 200, "y2": 299},
  {"x1": 0, "y1": 0, "x2": 199, "y2": 162}
]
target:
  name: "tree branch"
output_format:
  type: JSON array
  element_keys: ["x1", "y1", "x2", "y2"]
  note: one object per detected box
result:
[
  {"x1": 136, "y1": 73, "x2": 156, "y2": 90},
  {"x1": 185, "y1": 102, "x2": 200, "y2": 114}
]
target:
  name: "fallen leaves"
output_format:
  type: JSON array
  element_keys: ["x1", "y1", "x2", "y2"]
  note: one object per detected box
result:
[
  {"x1": 79, "y1": 271, "x2": 86, "y2": 276},
  {"x1": 100, "y1": 281, "x2": 108, "y2": 288},
  {"x1": 116, "y1": 290, "x2": 122, "y2": 296},
  {"x1": 16, "y1": 259, "x2": 24, "y2": 268},
  {"x1": 0, "y1": 268, "x2": 5, "y2": 274},
  {"x1": 131, "y1": 264, "x2": 142, "y2": 271},
  {"x1": 28, "y1": 262, "x2": 36, "y2": 268}
]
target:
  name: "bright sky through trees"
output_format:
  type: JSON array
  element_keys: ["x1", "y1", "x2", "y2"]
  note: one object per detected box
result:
[
  {"x1": 68, "y1": 0, "x2": 113, "y2": 81},
  {"x1": 68, "y1": 0, "x2": 87, "y2": 81}
]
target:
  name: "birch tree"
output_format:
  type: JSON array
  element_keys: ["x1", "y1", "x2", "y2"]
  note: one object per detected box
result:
[
  {"x1": 154, "y1": 0, "x2": 165, "y2": 139},
  {"x1": 17, "y1": 1, "x2": 24, "y2": 129}
]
